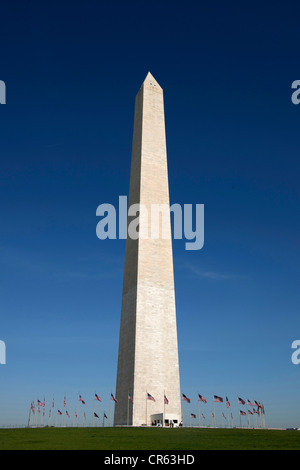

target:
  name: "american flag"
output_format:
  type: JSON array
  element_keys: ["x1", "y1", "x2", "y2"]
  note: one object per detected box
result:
[
  {"x1": 190, "y1": 413, "x2": 196, "y2": 419},
  {"x1": 198, "y1": 394, "x2": 207, "y2": 403},
  {"x1": 164, "y1": 395, "x2": 169, "y2": 405},
  {"x1": 79, "y1": 394, "x2": 85, "y2": 404},
  {"x1": 57, "y1": 410, "x2": 62, "y2": 415},
  {"x1": 111, "y1": 393, "x2": 118, "y2": 403},
  {"x1": 226, "y1": 396, "x2": 230, "y2": 408},
  {"x1": 201, "y1": 413, "x2": 205, "y2": 419},
  {"x1": 95, "y1": 393, "x2": 102, "y2": 402},
  {"x1": 238, "y1": 397, "x2": 245, "y2": 405},
  {"x1": 239, "y1": 410, "x2": 246, "y2": 416},
  {"x1": 247, "y1": 399, "x2": 255, "y2": 406},
  {"x1": 213, "y1": 395, "x2": 223, "y2": 403},
  {"x1": 64, "y1": 396, "x2": 66, "y2": 407},
  {"x1": 248, "y1": 410, "x2": 253, "y2": 415},
  {"x1": 37, "y1": 399, "x2": 44, "y2": 407},
  {"x1": 222, "y1": 413, "x2": 227, "y2": 420},
  {"x1": 147, "y1": 392, "x2": 155, "y2": 402},
  {"x1": 182, "y1": 393, "x2": 191, "y2": 403},
  {"x1": 128, "y1": 393, "x2": 134, "y2": 403},
  {"x1": 94, "y1": 412, "x2": 99, "y2": 418},
  {"x1": 66, "y1": 410, "x2": 70, "y2": 418}
]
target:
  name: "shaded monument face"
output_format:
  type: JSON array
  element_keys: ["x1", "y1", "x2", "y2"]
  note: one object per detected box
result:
[{"x1": 114, "y1": 73, "x2": 181, "y2": 427}]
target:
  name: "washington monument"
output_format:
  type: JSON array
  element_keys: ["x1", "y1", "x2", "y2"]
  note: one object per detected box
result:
[{"x1": 114, "y1": 72, "x2": 181, "y2": 427}]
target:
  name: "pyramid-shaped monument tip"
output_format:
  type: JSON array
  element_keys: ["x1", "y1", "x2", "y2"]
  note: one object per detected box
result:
[{"x1": 143, "y1": 71, "x2": 162, "y2": 89}]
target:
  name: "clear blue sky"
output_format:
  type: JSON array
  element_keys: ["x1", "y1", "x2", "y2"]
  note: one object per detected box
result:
[{"x1": 0, "y1": 0, "x2": 300, "y2": 429}]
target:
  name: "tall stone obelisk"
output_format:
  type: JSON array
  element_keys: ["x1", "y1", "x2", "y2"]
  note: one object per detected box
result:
[{"x1": 114, "y1": 72, "x2": 181, "y2": 427}]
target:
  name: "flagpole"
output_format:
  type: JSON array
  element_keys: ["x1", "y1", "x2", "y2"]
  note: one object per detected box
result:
[
  {"x1": 36, "y1": 403, "x2": 38, "y2": 428},
  {"x1": 260, "y1": 401, "x2": 264, "y2": 428},
  {"x1": 237, "y1": 396, "x2": 241, "y2": 427},
  {"x1": 41, "y1": 399, "x2": 44, "y2": 427},
  {"x1": 36, "y1": 400, "x2": 39, "y2": 428},
  {"x1": 34, "y1": 400, "x2": 36, "y2": 427},
  {"x1": 262, "y1": 402, "x2": 266, "y2": 428},
  {"x1": 127, "y1": 390, "x2": 129, "y2": 427},
  {"x1": 163, "y1": 390, "x2": 165, "y2": 428},
  {"x1": 77, "y1": 392, "x2": 80, "y2": 428},
  {"x1": 42, "y1": 404, "x2": 45, "y2": 428},
  {"x1": 226, "y1": 395, "x2": 229, "y2": 428},
  {"x1": 93, "y1": 391, "x2": 96, "y2": 427},
  {"x1": 27, "y1": 403, "x2": 32, "y2": 428},
  {"x1": 246, "y1": 403, "x2": 249, "y2": 428},
  {"x1": 51, "y1": 395, "x2": 54, "y2": 427},
  {"x1": 63, "y1": 394, "x2": 66, "y2": 428},
  {"x1": 145, "y1": 390, "x2": 148, "y2": 427},
  {"x1": 109, "y1": 390, "x2": 112, "y2": 427},
  {"x1": 213, "y1": 397, "x2": 216, "y2": 428},
  {"x1": 51, "y1": 395, "x2": 53, "y2": 427},
  {"x1": 259, "y1": 401, "x2": 263, "y2": 428}
]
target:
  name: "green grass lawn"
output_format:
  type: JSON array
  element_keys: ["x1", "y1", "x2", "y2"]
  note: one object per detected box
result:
[{"x1": 0, "y1": 427, "x2": 299, "y2": 450}]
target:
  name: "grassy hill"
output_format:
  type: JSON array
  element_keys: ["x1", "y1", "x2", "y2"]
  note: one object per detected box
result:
[{"x1": 0, "y1": 427, "x2": 299, "y2": 450}]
